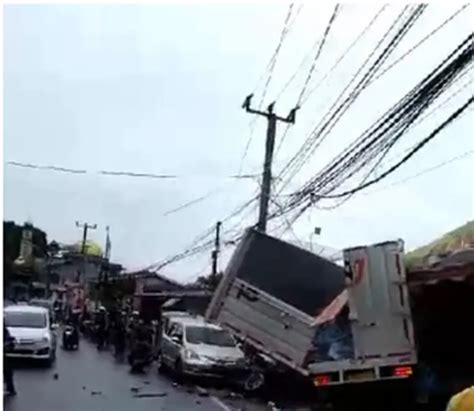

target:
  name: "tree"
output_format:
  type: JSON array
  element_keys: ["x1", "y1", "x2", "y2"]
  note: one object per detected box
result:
[{"x1": 193, "y1": 272, "x2": 223, "y2": 291}]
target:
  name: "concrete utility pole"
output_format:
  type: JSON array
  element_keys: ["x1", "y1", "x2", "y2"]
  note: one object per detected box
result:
[
  {"x1": 211, "y1": 221, "x2": 222, "y2": 279},
  {"x1": 75, "y1": 221, "x2": 97, "y2": 284},
  {"x1": 242, "y1": 94, "x2": 298, "y2": 232}
]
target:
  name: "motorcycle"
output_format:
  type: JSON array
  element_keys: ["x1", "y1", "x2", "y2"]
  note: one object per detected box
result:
[
  {"x1": 62, "y1": 325, "x2": 79, "y2": 350},
  {"x1": 128, "y1": 340, "x2": 153, "y2": 373}
]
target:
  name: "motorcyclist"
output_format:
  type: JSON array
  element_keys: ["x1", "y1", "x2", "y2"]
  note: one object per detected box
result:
[
  {"x1": 128, "y1": 319, "x2": 152, "y2": 373},
  {"x1": 112, "y1": 312, "x2": 127, "y2": 358}
]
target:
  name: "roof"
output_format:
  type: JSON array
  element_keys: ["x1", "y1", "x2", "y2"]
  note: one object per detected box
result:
[
  {"x1": 4, "y1": 305, "x2": 49, "y2": 314},
  {"x1": 169, "y1": 315, "x2": 221, "y2": 329},
  {"x1": 408, "y1": 261, "x2": 474, "y2": 287}
]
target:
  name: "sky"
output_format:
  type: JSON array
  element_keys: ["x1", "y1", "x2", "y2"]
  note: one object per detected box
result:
[{"x1": 4, "y1": 3, "x2": 473, "y2": 282}]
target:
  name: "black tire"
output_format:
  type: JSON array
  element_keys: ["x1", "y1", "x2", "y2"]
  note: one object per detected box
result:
[{"x1": 244, "y1": 371, "x2": 265, "y2": 392}]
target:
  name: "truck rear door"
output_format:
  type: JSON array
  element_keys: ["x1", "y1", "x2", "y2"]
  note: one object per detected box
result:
[{"x1": 344, "y1": 241, "x2": 416, "y2": 361}]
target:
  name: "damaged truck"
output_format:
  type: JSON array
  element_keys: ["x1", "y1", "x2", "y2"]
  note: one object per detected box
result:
[{"x1": 205, "y1": 228, "x2": 419, "y2": 396}]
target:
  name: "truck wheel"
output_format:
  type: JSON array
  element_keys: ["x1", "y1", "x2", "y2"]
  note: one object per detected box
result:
[{"x1": 244, "y1": 371, "x2": 265, "y2": 392}]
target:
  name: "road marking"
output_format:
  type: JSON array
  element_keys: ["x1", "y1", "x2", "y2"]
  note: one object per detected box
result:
[{"x1": 211, "y1": 395, "x2": 233, "y2": 411}]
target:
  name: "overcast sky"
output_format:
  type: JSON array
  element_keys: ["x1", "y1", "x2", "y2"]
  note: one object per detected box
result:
[{"x1": 4, "y1": 3, "x2": 473, "y2": 282}]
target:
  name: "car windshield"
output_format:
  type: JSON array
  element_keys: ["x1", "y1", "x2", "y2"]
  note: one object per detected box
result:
[
  {"x1": 185, "y1": 326, "x2": 236, "y2": 347},
  {"x1": 5, "y1": 311, "x2": 47, "y2": 328}
]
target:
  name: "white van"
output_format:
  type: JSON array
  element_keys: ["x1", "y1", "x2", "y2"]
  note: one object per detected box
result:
[{"x1": 4, "y1": 305, "x2": 57, "y2": 366}]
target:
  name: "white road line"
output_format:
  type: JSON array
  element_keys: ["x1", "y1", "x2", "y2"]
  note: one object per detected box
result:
[{"x1": 211, "y1": 395, "x2": 234, "y2": 411}]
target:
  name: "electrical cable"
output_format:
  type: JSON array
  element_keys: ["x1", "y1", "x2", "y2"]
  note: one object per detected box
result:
[
  {"x1": 291, "y1": 31, "x2": 473, "y2": 201},
  {"x1": 238, "y1": 2, "x2": 297, "y2": 175},
  {"x1": 274, "y1": 5, "x2": 387, "y2": 159},
  {"x1": 276, "y1": 5, "x2": 424, "y2": 191},
  {"x1": 268, "y1": 32, "x2": 472, "y2": 225},
  {"x1": 300, "y1": 5, "x2": 388, "y2": 106},
  {"x1": 371, "y1": 4, "x2": 470, "y2": 84},
  {"x1": 295, "y1": 4, "x2": 342, "y2": 106},
  {"x1": 310, "y1": 96, "x2": 473, "y2": 199}
]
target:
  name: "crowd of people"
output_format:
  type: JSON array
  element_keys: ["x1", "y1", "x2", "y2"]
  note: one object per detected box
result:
[{"x1": 71, "y1": 304, "x2": 158, "y2": 372}]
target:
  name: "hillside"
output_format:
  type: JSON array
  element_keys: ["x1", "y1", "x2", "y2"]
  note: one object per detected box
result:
[{"x1": 405, "y1": 221, "x2": 474, "y2": 268}]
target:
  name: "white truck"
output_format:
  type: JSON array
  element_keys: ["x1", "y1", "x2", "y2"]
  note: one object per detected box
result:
[{"x1": 206, "y1": 228, "x2": 417, "y2": 387}]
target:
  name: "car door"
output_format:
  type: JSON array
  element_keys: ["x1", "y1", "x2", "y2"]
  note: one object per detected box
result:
[
  {"x1": 161, "y1": 322, "x2": 179, "y2": 365},
  {"x1": 167, "y1": 323, "x2": 184, "y2": 364}
]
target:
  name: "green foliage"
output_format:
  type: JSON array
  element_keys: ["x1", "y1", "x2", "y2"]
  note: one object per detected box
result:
[
  {"x1": 405, "y1": 221, "x2": 474, "y2": 268},
  {"x1": 193, "y1": 272, "x2": 223, "y2": 291}
]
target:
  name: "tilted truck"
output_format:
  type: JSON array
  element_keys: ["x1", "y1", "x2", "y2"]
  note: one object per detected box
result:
[{"x1": 205, "y1": 228, "x2": 417, "y2": 388}]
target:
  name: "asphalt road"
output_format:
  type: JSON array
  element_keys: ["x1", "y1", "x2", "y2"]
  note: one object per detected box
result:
[
  {"x1": 4, "y1": 336, "x2": 440, "y2": 411},
  {"x1": 3, "y1": 337, "x2": 266, "y2": 411}
]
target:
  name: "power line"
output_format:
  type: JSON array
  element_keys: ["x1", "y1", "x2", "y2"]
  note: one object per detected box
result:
[
  {"x1": 300, "y1": 5, "x2": 388, "y2": 106},
  {"x1": 162, "y1": 185, "x2": 227, "y2": 216},
  {"x1": 274, "y1": 5, "x2": 387, "y2": 158},
  {"x1": 100, "y1": 170, "x2": 177, "y2": 179},
  {"x1": 295, "y1": 4, "x2": 342, "y2": 106},
  {"x1": 274, "y1": 4, "x2": 344, "y2": 157},
  {"x1": 371, "y1": 4, "x2": 470, "y2": 84},
  {"x1": 6, "y1": 161, "x2": 261, "y2": 180},
  {"x1": 268, "y1": 32, "x2": 473, "y2": 224},
  {"x1": 316, "y1": 149, "x2": 474, "y2": 210},
  {"x1": 237, "y1": 2, "x2": 298, "y2": 175},
  {"x1": 313, "y1": 96, "x2": 473, "y2": 199},
  {"x1": 363, "y1": 149, "x2": 474, "y2": 195},
  {"x1": 7, "y1": 161, "x2": 87, "y2": 174},
  {"x1": 276, "y1": 5, "x2": 426, "y2": 192},
  {"x1": 287, "y1": 29, "x2": 472, "y2": 203}
]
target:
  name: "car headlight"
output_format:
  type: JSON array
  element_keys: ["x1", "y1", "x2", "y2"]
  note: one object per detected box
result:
[
  {"x1": 185, "y1": 349, "x2": 200, "y2": 360},
  {"x1": 41, "y1": 336, "x2": 51, "y2": 343}
]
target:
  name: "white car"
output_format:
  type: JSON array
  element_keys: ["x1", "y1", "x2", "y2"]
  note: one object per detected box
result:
[
  {"x1": 158, "y1": 315, "x2": 247, "y2": 379},
  {"x1": 4, "y1": 305, "x2": 57, "y2": 366}
]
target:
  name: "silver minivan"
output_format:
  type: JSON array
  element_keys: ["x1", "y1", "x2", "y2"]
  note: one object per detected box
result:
[{"x1": 157, "y1": 315, "x2": 247, "y2": 379}]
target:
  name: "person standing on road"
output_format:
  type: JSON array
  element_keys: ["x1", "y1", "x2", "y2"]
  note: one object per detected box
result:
[{"x1": 3, "y1": 325, "x2": 17, "y2": 396}]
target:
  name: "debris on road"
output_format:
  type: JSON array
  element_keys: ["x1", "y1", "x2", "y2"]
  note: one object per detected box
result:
[
  {"x1": 130, "y1": 387, "x2": 140, "y2": 393},
  {"x1": 133, "y1": 392, "x2": 168, "y2": 398},
  {"x1": 53, "y1": 373, "x2": 59, "y2": 380},
  {"x1": 196, "y1": 386, "x2": 209, "y2": 397},
  {"x1": 91, "y1": 390, "x2": 103, "y2": 396}
]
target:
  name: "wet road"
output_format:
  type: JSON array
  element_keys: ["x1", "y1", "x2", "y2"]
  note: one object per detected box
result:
[
  {"x1": 4, "y1": 338, "x2": 266, "y2": 411},
  {"x1": 4, "y1": 338, "x2": 431, "y2": 411}
]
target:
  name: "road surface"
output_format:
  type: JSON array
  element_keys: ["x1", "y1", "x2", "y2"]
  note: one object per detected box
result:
[
  {"x1": 4, "y1": 338, "x2": 266, "y2": 411},
  {"x1": 4, "y1": 337, "x2": 434, "y2": 411}
]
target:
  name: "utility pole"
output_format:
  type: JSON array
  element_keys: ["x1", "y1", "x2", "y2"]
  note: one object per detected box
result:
[
  {"x1": 242, "y1": 94, "x2": 298, "y2": 232},
  {"x1": 75, "y1": 221, "x2": 97, "y2": 290},
  {"x1": 211, "y1": 221, "x2": 222, "y2": 282}
]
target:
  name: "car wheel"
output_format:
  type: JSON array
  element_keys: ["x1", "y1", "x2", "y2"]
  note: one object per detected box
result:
[{"x1": 244, "y1": 371, "x2": 265, "y2": 392}]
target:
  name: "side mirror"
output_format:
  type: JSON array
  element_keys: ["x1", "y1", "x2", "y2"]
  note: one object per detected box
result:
[
  {"x1": 51, "y1": 323, "x2": 59, "y2": 331},
  {"x1": 171, "y1": 335, "x2": 182, "y2": 345}
]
